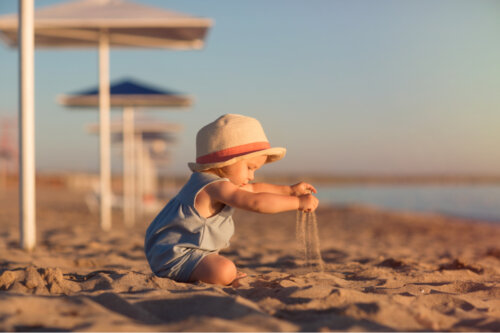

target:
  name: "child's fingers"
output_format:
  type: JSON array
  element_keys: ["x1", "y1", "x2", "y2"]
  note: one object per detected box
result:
[
  {"x1": 293, "y1": 182, "x2": 318, "y2": 195},
  {"x1": 302, "y1": 183, "x2": 317, "y2": 194}
]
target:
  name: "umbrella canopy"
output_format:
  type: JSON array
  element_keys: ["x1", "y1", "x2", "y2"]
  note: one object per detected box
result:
[
  {"x1": 0, "y1": 0, "x2": 212, "y2": 49},
  {"x1": 58, "y1": 78, "x2": 193, "y2": 108},
  {"x1": 86, "y1": 119, "x2": 182, "y2": 134},
  {"x1": 111, "y1": 132, "x2": 176, "y2": 144}
]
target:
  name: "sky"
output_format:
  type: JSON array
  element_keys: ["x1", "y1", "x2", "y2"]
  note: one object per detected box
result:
[{"x1": 0, "y1": 0, "x2": 499, "y2": 177}]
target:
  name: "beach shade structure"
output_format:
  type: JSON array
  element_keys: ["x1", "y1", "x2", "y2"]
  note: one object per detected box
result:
[
  {"x1": 0, "y1": 0, "x2": 212, "y2": 246},
  {"x1": 58, "y1": 78, "x2": 193, "y2": 108},
  {"x1": 86, "y1": 119, "x2": 181, "y2": 221},
  {"x1": 59, "y1": 78, "x2": 191, "y2": 226}
]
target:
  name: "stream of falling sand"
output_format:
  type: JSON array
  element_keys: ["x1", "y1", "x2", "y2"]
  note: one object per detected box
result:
[{"x1": 296, "y1": 211, "x2": 324, "y2": 271}]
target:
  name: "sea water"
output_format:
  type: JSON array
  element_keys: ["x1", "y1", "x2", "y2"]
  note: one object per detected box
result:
[{"x1": 315, "y1": 184, "x2": 500, "y2": 223}]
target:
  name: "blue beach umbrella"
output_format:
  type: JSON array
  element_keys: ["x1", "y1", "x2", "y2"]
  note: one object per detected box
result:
[
  {"x1": 59, "y1": 78, "x2": 192, "y2": 108},
  {"x1": 59, "y1": 77, "x2": 190, "y2": 226}
]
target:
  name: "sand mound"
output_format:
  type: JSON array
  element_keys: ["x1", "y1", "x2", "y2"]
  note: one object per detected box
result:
[{"x1": 0, "y1": 266, "x2": 81, "y2": 295}]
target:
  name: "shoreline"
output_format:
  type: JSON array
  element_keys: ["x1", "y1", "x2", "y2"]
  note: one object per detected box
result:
[{"x1": 321, "y1": 202, "x2": 500, "y2": 226}]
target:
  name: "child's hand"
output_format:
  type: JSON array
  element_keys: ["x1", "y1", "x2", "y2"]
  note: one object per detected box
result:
[
  {"x1": 291, "y1": 182, "x2": 317, "y2": 196},
  {"x1": 298, "y1": 194, "x2": 319, "y2": 212}
]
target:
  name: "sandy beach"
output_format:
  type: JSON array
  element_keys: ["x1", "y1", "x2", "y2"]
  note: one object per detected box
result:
[{"x1": 1, "y1": 184, "x2": 499, "y2": 332}]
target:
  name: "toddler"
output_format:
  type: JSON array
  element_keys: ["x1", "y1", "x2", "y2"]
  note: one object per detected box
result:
[{"x1": 144, "y1": 114, "x2": 318, "y2": 285}]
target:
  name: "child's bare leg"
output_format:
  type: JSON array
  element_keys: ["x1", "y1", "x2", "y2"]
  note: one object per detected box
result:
[{"x1": 189, "y1": 254, "x2": 238, "y2": 285}]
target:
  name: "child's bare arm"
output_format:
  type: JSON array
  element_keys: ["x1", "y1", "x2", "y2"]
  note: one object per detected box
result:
[
  {"x1": 244, "y1": 181, "x2": 317, "y2": 196},
  {"x1": 206, "y1": 181, "x2": 318, "y2": 213},
  {"x1": 242, "y1": 183, "x2": 292, "y2": 195}
]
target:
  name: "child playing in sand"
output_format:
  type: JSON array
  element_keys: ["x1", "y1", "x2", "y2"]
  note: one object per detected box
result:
[{"x1": 144, "y1": 114, "x2": 319, "y2": 286}]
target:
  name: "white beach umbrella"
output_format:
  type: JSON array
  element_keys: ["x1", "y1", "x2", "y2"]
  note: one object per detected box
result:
[
  {"x1": 0, "y1": 0, "x2": 212, "y2": 248},
  {"x1": 87, "y1": 119, "x2": 181, "y2": 220},
  {"x1": 87, "y1": 120, "x2": 182, "y2": 134}
]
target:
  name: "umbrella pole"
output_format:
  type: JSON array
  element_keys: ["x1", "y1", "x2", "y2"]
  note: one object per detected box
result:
[
  {"x1": 19, "y1": 0, "x2": 36, "y2": 251},
  {"x1": 135, "y1": 133, "x2": 144, "y2": 218},
  {"x1": 99, "y1": 30, "x2": 112, "y2": 231},
  {"x1": 123, "y1": 107, "x2": 135, "y2": 227}
]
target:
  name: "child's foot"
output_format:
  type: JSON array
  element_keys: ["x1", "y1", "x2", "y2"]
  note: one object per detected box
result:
[{"x1": 231, "y1": 271, "x2": 247, "y2": 287}]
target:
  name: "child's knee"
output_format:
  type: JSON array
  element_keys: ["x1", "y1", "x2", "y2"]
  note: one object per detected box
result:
[
  {"x1": 190, "y1": 255, "x2": 237, "y2": 285},
  {"x1": 208, "y1": 256, "x2": 236, "y2": 285},
  {"x1": 217, "y1": 259, "x2": 237, "y2": 285}
]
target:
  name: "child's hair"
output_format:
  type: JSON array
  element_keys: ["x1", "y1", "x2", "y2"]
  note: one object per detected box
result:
[{"x1": 202, "y1": 168, "x2": 227, "y2": 178}]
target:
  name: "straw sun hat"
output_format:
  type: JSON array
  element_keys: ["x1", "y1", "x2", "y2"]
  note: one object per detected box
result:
[{"x1": 188, "y1": 114, "x2": 286, "y2": 172}]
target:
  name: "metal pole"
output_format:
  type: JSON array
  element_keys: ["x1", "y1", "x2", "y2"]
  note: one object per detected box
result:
[
  {"x1": 135, "y1": 133, "x2": 143, "y2": 218},
  {"x1": 143, "y1": 146, "x2": 155, "y2": 205},
  {"x1": 123, "y1": 107, "x2": 135, "y2": 227},
  {"x1": 19, "y1": 0, "x2": 36, "y2": 251},
  {"x1": 99, "y1": 30, "x2": 111, "y2": 231}
]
